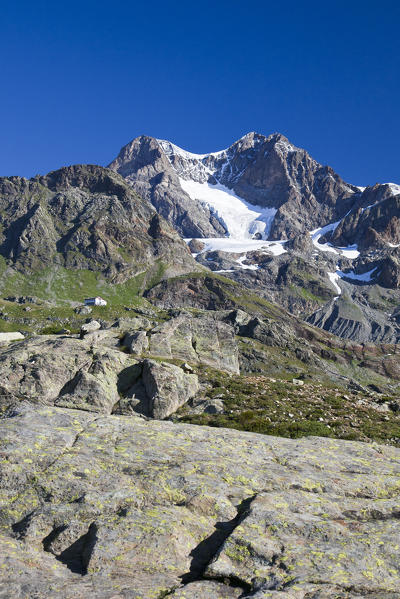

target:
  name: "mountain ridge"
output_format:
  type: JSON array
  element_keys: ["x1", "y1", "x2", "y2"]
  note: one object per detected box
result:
[
  {"x1": 0, "y1": 164, "x2": 200, "y2": 292},
  {"x1": 109, "y1": 131, "x2": 362, "y2": 240},
  {"x1": 109, "y1": 131, "x2": 400, "y2": 344}
]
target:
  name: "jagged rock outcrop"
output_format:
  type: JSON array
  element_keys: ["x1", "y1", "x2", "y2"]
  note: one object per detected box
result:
[
  {"x1": 2, "y1": 400, "x2": 400, "y2": 597},
  {"x1": 109, "y1": 132, "x2": 359, "y2": 239},
  {"x1": 0, "y1": 164, "x2": 199, "y2": 283},
  {"x1": 145, "y1": 275, "x2": 239, "y2": 310},
  {"x1": 136, "y1": 359, "x2": 199, "y2": 419},
  {"x1": 147, "y1": 311, "x2": 240, "y2": 373},
  {"x1": 79, "y1": 319, "x2": 101, "y2": 338},
  {"x1": 307, "y1": 292, "x2": 400, "y2": 344},
  {"x1": 0, "y1": 335, "x2": 128, "y2": 411},
  {"x1": 330, "y1": 184, "x2": 400, "y2": 251},
  {"x1": 122, "y1": 330, "x2": 149, "y2": 354},
  {"x1": 108, "y1": 135, "x2": 227, "y2": 238},
  {"x1": 0, "y1": 336, "x2": 199, "y2": 419},
  {"x1": 378, "y1": 254, "x2": 400, "y2": 289}
]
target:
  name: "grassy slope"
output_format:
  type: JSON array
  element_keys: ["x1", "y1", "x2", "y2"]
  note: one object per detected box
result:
[
  {"x1": 175, "y1": 365, "x2": 400, "y2": 447},
  {"x1": 1, "y1": 261, "x2": 400, "y2": 447}
]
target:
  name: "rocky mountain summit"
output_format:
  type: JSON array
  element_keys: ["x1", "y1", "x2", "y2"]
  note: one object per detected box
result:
[
  {"x1": 109, "y1": 132, "x2": 400, "y2": 344},
  {"x1": 109, "y1": 132, "x2": 359, "y2": 239}
]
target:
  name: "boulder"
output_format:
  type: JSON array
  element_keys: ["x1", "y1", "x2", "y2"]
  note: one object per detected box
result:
[
  {"x1": 79, "y1": 320, "x2": 101, "y2": 337},
  {"x1": 187, "y1": 238, "x2": 206, "y2": 253},
  {"x1": 202, "y1": 398, "x2": 224, "y2": 414},
  {"x1": 112, "y1": 316, "x2": 151, "y2": 330},
  {"x1": 74, "y1": 305, "x2": 92, "y2": 315},
  {"x1": 140, "y1": 359, "x2": 199, "y2": 419},
  {"x1": 123, "y1": 330, "x2": 149, "y2": 355},
  {"x1": 0, "y1": 336, "x2": 128, "y2": 411},
  {"x1": 55, "y1": 350, "x2": 126, "y2": 413},
  {"x1": 148, "y1": 313, "x2": 239, "y2": 373},
  {"x1": 0, "y1": 331, "x2": 24, "y2": 343}
]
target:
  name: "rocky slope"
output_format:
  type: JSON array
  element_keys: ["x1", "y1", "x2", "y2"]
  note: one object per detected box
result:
[
  {"x1": 109, "y1": 133, "x2": 400, "y2": 344},
  {"x1": 0, "y1": 164, "x2": 199, "y2": 289},
  {"x1": 109, "y1": 132, "x2": 359, "y2": 240},
  {"x1": 1, "y1": 302, "x2": 400, "y2": 426}
]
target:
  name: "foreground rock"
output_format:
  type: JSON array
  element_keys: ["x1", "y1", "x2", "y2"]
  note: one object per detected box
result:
[
  {"x1": 0, "y1": 336, "x2": 199, "y2": 419},
  {"x1": 1, "y1": 401, "x2": 400, "y2": 597},
  {"x1": 147, "y1": 311, "x2": 240, "y2": 373},
  {"x1": 0, "y1": 331, "x2": 24, "y2": 342},
  {"x1": 122, "y1": 359, "x2": 199, "y2": 418}
]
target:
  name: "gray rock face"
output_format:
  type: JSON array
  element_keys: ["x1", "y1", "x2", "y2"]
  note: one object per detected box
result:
[
  {"x1": 0, "y1": 331, "x2": 24, "y2": 343},
  {"x1": 0, "y1": 336, "x2": 129, "y2": 412},
  {"x1": 378, "y1": 253, "x2": 400, "y2": 289},
  {"x1": 307, "y1": 293, "x2": 400, "y2": 344},
  {"x1": 112, "y1": 316, "x2": 151, "y2": 330},
  {"x1": 2, "y1": 401, "x2": 400, "y2": 597},
  {"x1": 122, "y1": 330, "x2": 149, "y2": 354},
  {"x1": 0, "y1": 336, "x2": 199, "y2": 419},
  {"x1": 109, "y1": 132, "x2": 359, "y2": 239},
  {"x1": 330, "y1": 184, "x2": 400, "y2": 251},
  {"x1": 148, "y1": 312, "x2": 240, "y2": 373},
  {"x1": 108, "y1": 135, "x2": 227, "y2": 238},
  {"x1": 0, "y1": 164, "x2": 199, "y2": 282},
  {"x1": 145, "y1": 275, "x2": 239, "y2": 311},
  {"x1": 80, "y1": 319, "x2": 101, "y2": 337},
  {"x1": 141, "y1": 359, "x2": 199, "y2": 419}
]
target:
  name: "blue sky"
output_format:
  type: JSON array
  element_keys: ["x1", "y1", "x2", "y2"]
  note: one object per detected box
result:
[{"x1": 1, "y1": 0, "x2": 399, "y2": 185}]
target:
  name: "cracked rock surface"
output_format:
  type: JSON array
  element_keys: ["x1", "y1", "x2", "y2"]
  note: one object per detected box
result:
[
  {"x1": 0, "y1": 336, "x2": 199, "y2": 419},
  {"x1": 1, "y1": 400, "x2": 400, "y2": 597}
]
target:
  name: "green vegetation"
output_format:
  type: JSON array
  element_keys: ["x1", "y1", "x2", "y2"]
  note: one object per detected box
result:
[
  {"x1": 176, "y1": 366, "x2": 400, "y2": 446},
  {"x1": 289, "y1": 284, "x2": 326, "y2": 304},
  {"x1": 146, "y1": 260, "x2": 167, "y2": 290},
  {"x1": 0, "y1": 265, "x2": 150, "y2": 306}
]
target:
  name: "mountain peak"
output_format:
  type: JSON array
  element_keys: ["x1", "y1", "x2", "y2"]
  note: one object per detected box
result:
[{"x1": 109, "y1": 131, "x2": 358, "y2": 240}]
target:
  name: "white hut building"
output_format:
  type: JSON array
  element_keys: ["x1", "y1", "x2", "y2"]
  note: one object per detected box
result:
[{"x1": 84, "y1": 296, "x2": 107, "y2": 306}]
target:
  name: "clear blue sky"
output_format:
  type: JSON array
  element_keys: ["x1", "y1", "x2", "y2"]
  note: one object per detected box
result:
[{"x1": 1, "y1": 0, "x2": 399, "y2": 185}]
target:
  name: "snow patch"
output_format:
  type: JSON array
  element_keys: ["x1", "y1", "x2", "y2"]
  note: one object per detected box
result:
[
  {"x1": 236, "y1": 255, "x2": 260, "y2": 271},
  {"x1": 179, "y1": 179, "x2": 277, "y2": 240},
  {"x1": 185, "y1": 237, "x2": 287, "y2": 256},
  {"x1": 386, "y1": 183, "x2": 400, "y2": 195},
  {"x1": 311, "y1": 221, "x2": 341, "y2": 254},
  {"x1": 327, "y1": 266, "x2": 378, "y2": 295},
  {"x1": 339, "y1": 246, "x2": 360, "y2": 259},
  {"x1": 275, "y1": 139, "x2": 296, "y2": 155},
  {"x1": 337, "y1": 267, "x2": 378, "y2": 282},
  {"x1": 310, "y1": 222, "x2": 360, "y2": 259},
  {"x1": 327, "y1": 271, "x2": 342, "y2": 295},
  {"x1": 157, "y1": 139, "x2": 227, "y2": 160}
]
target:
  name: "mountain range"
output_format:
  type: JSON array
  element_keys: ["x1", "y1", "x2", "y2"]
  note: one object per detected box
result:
[
  {"x1": 108, "y1": 131, "x2": 400, "y2": 343},
  {"x1": 1, "y1": 132, "x2": 400, "y2": 597}
]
